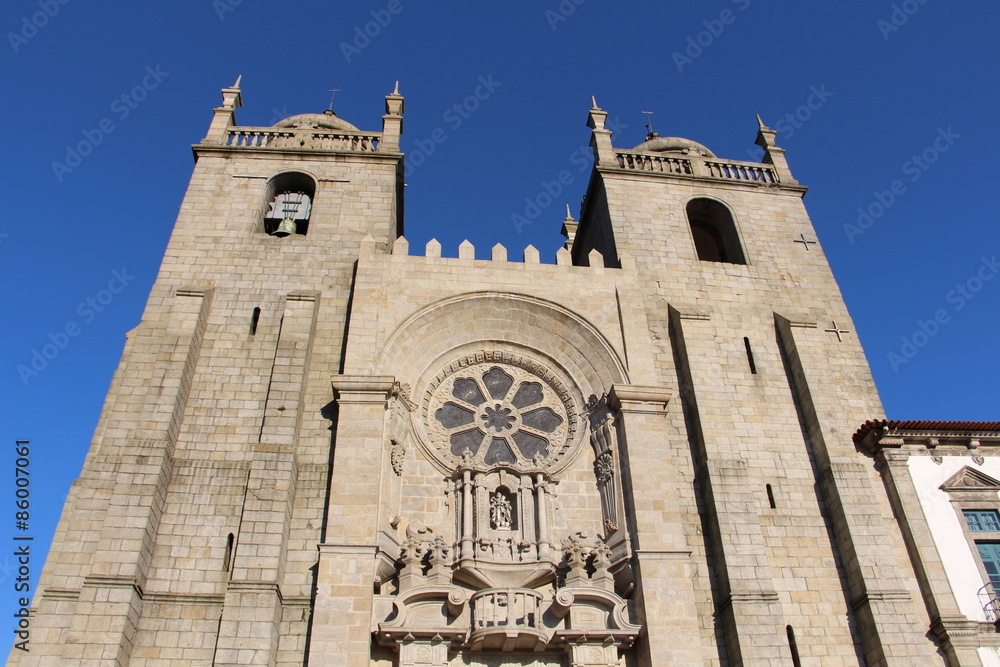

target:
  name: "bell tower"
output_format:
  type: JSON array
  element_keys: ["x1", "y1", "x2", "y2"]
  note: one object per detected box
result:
[
  {"x1": 567, "y1": 101, "x2": 939, "y2": 665},
  {"x1": 19, "y1": 79, "x2": 406, "y2": 666}
]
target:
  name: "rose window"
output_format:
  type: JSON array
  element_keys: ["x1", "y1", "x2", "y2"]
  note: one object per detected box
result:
[{"x1": 425, "y1": 357, "x2": 575, "y2": 470}]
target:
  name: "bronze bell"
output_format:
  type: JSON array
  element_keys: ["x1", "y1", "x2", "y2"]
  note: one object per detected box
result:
[{"x1": 273, "y1": 218, "x2": 297, "y2": 237}]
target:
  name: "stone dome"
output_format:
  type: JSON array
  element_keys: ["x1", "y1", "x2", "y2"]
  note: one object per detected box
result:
[
  {"x1": 273, "y1": 110, "x2": 359, "y2": 132},
  {"x1": 632, "y1": 135, "x2": 716, "y2": 157}
]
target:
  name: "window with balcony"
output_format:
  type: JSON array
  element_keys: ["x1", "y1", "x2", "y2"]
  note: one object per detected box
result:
[{"x1": 942, "y1": 467, "x2": 1000, "y2": 620}]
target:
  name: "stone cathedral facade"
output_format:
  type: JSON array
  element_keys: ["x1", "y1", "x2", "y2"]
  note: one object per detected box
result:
[{"x1": 14, "y1": 80, "x2": 1000, "y2": 666}]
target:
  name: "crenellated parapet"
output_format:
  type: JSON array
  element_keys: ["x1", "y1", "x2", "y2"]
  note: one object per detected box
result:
[{"x1": 365, "y1": 235, "x2": 625, "y2": 270}]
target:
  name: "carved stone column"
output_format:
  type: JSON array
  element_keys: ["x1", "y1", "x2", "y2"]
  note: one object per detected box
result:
[
  {"x1": 535, "y1": 473, "x2": 552, "y2": 562},
  {"x1": 460, "y1": 466, "x2": 475, "y2": 562}
]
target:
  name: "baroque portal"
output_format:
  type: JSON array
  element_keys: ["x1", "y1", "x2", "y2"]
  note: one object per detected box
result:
[{"x1": 377, "y1": 352, "x2": 639, "y2": 666}]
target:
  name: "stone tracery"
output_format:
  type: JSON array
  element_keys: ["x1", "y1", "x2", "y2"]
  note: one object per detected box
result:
[{"x1": 423, "y1": 354, "x2": 575, "y2": 473}]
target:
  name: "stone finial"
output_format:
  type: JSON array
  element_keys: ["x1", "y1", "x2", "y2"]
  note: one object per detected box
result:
[
  {"x1": 491, "y1": 243, "x2": 507, "y2": 262},
  {"x1": 426, "y1": 537, "x2": 451, "y2": 583},
  {"x1": 221, "y1": 76, "x2": 243, "y2": 109},
  {"x1": 382, "y1": 82, "x2": 405, "y2": 152},
  {"x1": 588, "y1": 248, "x2": 604, "y2": 268},
  {"x1": 562, "y1": 530, "x2": 599, "y2": 587},
  {"x1": 523, "y1": 245, "x2": 540, "y2": 264},
  {"x1": 385, "y1": 82, "x2": 404, "y2": 114},
  {"x1": 425, "y1": 238, "x2": 441, "y2": 258},
  {"x1": 587, "y1": 101, "x2": 607, "y2": 130},
  {"x1": 392, "y1": 236, "x2": 409, "y2": 256},
  {"x1": 591, "y1": 543, "x2": 615, "y2": 591},
  {"x1": 754, "y1": 113, "x2": 797, "y2": 184},
  {"x1": 555, "y1": 247, "x2": 571, "y2": 266},
  {"x1": 561, "y1": 205, "x2": 578, "y2": 252},
  {"x1": 202, "y1": 76, "x2": 243, "y2": 144},
  {"x1": 587, "y1": 98, "x2": 614, "y2": 166},
  {"x1": 458, "y1": 240, "x2": 475, "y2": 260}
]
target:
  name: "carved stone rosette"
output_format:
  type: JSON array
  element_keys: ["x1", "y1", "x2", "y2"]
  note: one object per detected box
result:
[{"x1": 419, "y1": 352, "x2": 579, "y2": 474}]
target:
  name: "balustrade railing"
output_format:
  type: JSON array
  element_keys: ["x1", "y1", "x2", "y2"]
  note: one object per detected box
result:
[
  {"x1": 615, "y1": 152, "x2": 692, "y2": 175},
  {"x1": 226, "y1": 129, "x2": 294, "y2": 148},
  {"x1": 978, "y1": 582, "x2": 1000, "y2": 622},
  {"x1": 222, "y1": 127, "x2": 380, "y2": 152},
  {"x1": 703, "y1": 159, "x2": 777, "y2": 183},
  {"x1": 614, "y1": 151, "x2": 779, "y2": 184},
  {"x1": 470, "y1": 588, "x2": 543, "y2": 631}
]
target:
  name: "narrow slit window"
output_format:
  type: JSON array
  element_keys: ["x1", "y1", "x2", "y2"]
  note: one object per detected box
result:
[
  {"x1": 766, "y1": 484, "x2": 776, "y2": 509},
  {"x1": 250, "y1": 307, "x2": 261, "y2": 335},
  {"x1": 786, "y1": 625, "x2": 801, "y2": 667},
  {"x1": 224, "y1": 533, "x2": 235, "y2": 571},
  {"x1": 744, "y1": 337, "x2": 757, "y2": 374}
]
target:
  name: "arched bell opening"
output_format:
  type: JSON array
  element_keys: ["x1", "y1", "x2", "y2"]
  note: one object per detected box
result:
[
  {"x1": 260, "y1": 171, "x2": 316, "y2": 237},
  {"x1": 686, "y1": 197, "x2": 746, "y2": 264}
]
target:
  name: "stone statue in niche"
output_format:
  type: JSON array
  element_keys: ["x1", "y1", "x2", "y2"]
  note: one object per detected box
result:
[{"x1": 490, "y1": 491, "x2": 512, "y2": 529}]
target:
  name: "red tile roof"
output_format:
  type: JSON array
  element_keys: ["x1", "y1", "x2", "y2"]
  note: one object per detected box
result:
[{"x1": 854, "y1": 419, "x2": 1000, "y2": 443}]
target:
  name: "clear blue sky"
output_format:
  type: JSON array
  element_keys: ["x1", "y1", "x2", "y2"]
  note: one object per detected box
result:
[{"x1": 3, "y1": 0, "x2": 998, "y2": 592}]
